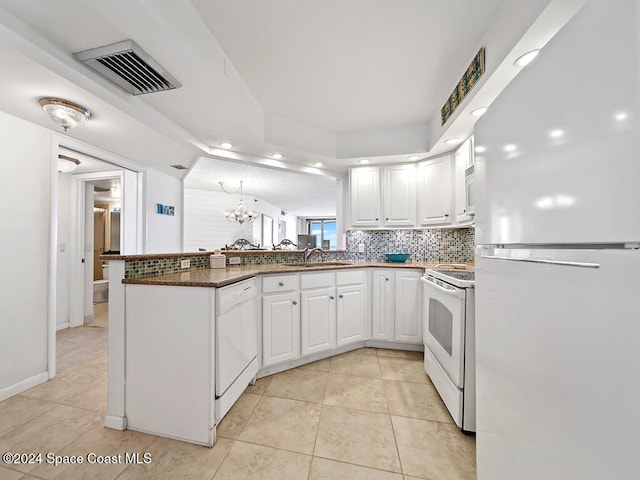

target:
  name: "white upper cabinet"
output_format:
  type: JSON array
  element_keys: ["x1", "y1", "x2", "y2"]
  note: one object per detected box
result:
[
  {"x1": 382, "y1": 165, "x2": 416, "y2": 227},
  {"x1": 350, "y1": 167, "x2": 381, "y2": 227},
  {"x1": 455, "y1": 136, "x2": 475, "y2": 224},
  {"x1": 350, "y1": 165, "x2": 416, "y2": 228},
  {"x1": 418, "y1": 154, "x2": 453, "y2": 226}
]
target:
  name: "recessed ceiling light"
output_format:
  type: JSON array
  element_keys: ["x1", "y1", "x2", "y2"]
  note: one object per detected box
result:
[
  {"x1": 615, "y1": 112, "x2": 628, "y2": 121},
  {"x1": 359, "y1": 158, "x2": 370, "y2": 165},
  {"x1": 475, "y1": 145, "x2": 487, "y2": 153},
  {"x1": 444, "y1": 138, "x2": 461, "y2": 145},
  {"x1": 220, "y1": 142, "x2": 233, "y2": 149},
  {"x1": 271, "y1": 153, "x2": 283, "y2": 160},
  {"x1": 407, "y1": 155, "x2": 420, "y2": 161},
  {"x1": 549, "y1": 129, "x2": 564, "y2": 138},
  {"x1": 312, "y1": 162, "x2": 324, "y2": 168},
  {"x1": 503, "y1": 144, "x2": 517, "y2": 152},
  {"x1": 514, "y1": 49, "x2": 540, "y2": 67},
  {"x1": 470, "y1": 107, "x2": 488, "y2": 117}
]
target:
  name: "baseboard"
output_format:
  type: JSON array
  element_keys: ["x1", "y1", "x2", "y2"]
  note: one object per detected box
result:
[
  {"x1": 0, "y1": 372, "x2": 49, "y2": 402},
  {"x1": 104, "y1": 414, "x2": 127, "y2": 431},
  {"x1": 83, "y1": 314, "x2": 95, "y2": 324},
  {"x1": 56, "y1": 322, "x2": 70, "y2": 331},
  {"x1": 365, "y1": 340, "x2": 424, "y2": 351}
]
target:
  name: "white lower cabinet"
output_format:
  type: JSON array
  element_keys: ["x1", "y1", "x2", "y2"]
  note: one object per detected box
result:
[
  {"x1": 394, "y1": 270, "x2": 423, "y2": 343},
  {"x1": 262, "y1": 291, "x2": 300, "y2": 367},
  {"x1": 301, "y1": 286, "x2": 337, "y2": 355},
  {"x1": 371, "y1": 269, "x2": 394, "y2": 340},
  {"x1": 262, "y1": 268, "x2": 417, "y2": 368},
  {"x1": 336, "y1": 283, "x2": 367, "y2": 346}
]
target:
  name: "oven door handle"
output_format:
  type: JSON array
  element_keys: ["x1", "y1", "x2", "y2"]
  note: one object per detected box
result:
[{"x1": 421, "y1": 276, "x2": 465, "y2": 298}]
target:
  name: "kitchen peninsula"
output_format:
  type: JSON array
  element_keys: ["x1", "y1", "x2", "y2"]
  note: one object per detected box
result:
[{"x1": 103, "y1": 250, "x2": 442, "y2": 446}]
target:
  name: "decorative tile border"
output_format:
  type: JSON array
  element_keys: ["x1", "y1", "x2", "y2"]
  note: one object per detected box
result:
[{"x1": 441, "y1": 47, "x2": 485, "y2": 125}]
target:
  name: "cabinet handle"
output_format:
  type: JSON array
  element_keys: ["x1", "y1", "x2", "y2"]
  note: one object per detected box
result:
[
  {"x1": 385, "y1": 217, "x2": 389, "y2": 220},
  {"x1": 338, "y1": 294, "x2": 344, "y2": 299},
  {"x1": 329, "y1": 296, "x2": 334, "y2": 300},
  {"x1": 375, "y1": 218, "x2": 379, "y2": 221},
  {"x1": 292, "y1": 300, "x2": 298, "y2": 305},
  {"x1": 278, "y1": 282, "x2": 284, "y2": 287},
  {"x1": 385, "y1": 277, "x2": 389, "y2": 281},
  {"x1": 444, "y1": 214, "x2": 449, "y2": 217}
]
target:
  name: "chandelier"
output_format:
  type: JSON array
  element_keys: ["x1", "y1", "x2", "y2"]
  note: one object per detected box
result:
[{"x1": 223, "y1": 181, "x2": 258, "y2": 224}]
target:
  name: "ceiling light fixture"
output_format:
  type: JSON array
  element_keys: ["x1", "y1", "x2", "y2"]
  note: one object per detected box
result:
[
  {"x1": 503, "y1": 144, "x2": 517, "y2": 152},
  {"x1": 445, "y1": 138, "x2": 461, "y2": 145},
  {"x1": 358, "y1": 158, "x2": 370, "y2": 165},
  {"x1": 220, "y1": 142, "x2": 233, "y2": 149},
  {"x1": 312, "y1": 162, "x2": 324, "y2": 168},
  {"x1": 57, "y1": 154, "x2": 81, "y2": 173},
  {"x1": 470, "y1": 107, "x2": 488, "y2": 117},
  {"x1": 39, "y1": 97, "x2": 92, "y2": 131},
  {"x1": 514, "y1": 49, "x2": 540, "y2": 67},
  {"x1": 223, "y1": 180, "x2": 258, "y2": 224},
  {"x1": 475, "y1": 145, "x2": 487, "y2": 154},
  {"x1": 407, "y1": 155, "x2": 420, "y2": 161},
  {"x1": 271, "y1": 153, "x2": 283, "y2": 160}
]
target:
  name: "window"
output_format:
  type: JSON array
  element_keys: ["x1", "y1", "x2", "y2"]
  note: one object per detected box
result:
[{"x1": 306, "y1": 219, "x2": 337, "y2": 249}]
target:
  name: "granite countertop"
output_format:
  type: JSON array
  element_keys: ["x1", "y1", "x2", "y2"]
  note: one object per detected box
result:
[{"x1": 122, "y1": 261, "x2": 453, "y2": 288}]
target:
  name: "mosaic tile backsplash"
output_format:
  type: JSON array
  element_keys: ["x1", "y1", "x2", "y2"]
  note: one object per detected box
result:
[
  {"x1": 345, "y1": 227, "x2": 475, "y2": 264},
  {"x1": 123, "y1": 227, "x2": 474, "y2": 278}
]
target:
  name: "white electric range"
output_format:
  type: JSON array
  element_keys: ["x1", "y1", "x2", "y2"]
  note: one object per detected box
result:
[{"x1": 421, "y1": 268, "x2": 475, "y2": 433}]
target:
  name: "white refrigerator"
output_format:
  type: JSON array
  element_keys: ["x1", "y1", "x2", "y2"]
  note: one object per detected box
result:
[{"x1": 474, "y1": 1, "x2": 640, "y2": 479}]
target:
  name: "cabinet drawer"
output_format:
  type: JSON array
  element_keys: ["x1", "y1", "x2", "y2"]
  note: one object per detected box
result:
[
  {"x1": 300, "y1": 272, "x2": 335, "y2": 290},
  {"x1": 262, "y1": 274, "x2": 299, "y2": 294},
  {"x1": 336, "y1": 269, "x2": 366, "y2": 286}
]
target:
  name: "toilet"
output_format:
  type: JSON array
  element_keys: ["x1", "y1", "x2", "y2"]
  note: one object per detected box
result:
[{"x1": 93, "y1": 262, "x2": 109, "y2": 303}]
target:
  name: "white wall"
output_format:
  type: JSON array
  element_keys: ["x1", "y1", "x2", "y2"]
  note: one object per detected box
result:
[
  {"x1": 56, "y1": 173, "x2": 71, "y2": 329},
  {"x1": 146, "y1": 169, "x2": 183, "y2": 254},
  {"x1": 0, "y1": 110, "x2": 51, "y2": 398},
  {"x1": 183, "y1": 188, "x2": 298, "y2": 251}
]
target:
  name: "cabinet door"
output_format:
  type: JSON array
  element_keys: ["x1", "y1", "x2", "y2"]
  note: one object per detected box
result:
[
  {"x1": 383, "y1": 164, "x2": 416, "y2": 226},
  {"x1": 394, "y1": 270, "x2": 423, "y2": 343},
  {"x1": 262, "y1": 292, "x2": 300, "y2": 367},
  {"x1": 350, "y1": 167, "x2": 381, "y2": 226},
  {"x1": 455, "y1": 137, "x2": 474, "y2": 224},
  {"x1": 336, "y1": 284, "x2": 367, "y2": 346},
  {"x1": 418, "y1": 155, "x2": 452, "y2": 226},
  {"x1": 371, "y1": 270, "x2": 394, "y2": 341},
  {"x1": 301, "y1": 287, "x2": 336, "y2": 356}
]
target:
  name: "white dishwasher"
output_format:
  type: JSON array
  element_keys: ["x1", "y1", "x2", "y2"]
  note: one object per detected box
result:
[{"x1": 215, "y1": 278, "x2": 259, "y2": 422}]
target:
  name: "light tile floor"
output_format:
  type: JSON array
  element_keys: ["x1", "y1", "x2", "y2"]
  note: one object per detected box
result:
[{"x1": 0, "y1": 302, "x2": 476, "y2": 480}]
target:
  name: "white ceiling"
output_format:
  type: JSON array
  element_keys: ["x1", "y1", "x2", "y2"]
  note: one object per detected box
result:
[
  {"x1": 0, "y1": 0, "x2": 586, "y2": 214},
  {"x1": 192, "y1": 0, "x2": 502, "y2": 134}
]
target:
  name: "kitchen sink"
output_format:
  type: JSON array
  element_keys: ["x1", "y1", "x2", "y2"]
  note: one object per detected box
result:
[{"x1": 283, "y1": 261, "x2": 352, "y2": 268}]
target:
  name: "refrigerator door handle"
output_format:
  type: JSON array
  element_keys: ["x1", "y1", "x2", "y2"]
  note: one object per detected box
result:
[{"x1": 480, "y1": 255, "x2": 600, "y2": 269}]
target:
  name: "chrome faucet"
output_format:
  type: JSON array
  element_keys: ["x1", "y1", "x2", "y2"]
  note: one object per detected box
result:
[{"x1": 303, "y1": 244, "x2": 326, "y2": 263}]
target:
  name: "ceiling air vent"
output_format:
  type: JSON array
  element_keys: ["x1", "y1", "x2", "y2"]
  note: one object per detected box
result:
[
  {"x1": 74, "y1": 40, "x2": 181, "y2": 96},
  {"x1": 171, "y1": 164, "x2": 188, "y2": 170}
]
